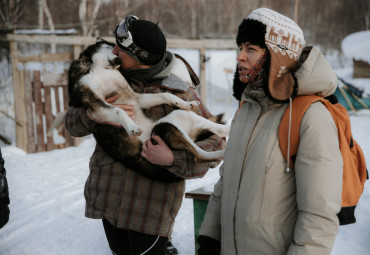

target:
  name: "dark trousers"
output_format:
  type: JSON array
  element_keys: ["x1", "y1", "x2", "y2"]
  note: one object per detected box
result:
[{"x1": 102, "y1": 218, "x2": 168, "y2": 255}]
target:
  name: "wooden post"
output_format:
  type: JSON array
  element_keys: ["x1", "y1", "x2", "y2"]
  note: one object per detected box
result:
[
  {"x1": 10, "y1": 41, "x2": 26, "y2": 151},
  {"x1": 33, "y1": 71, "x2": 46, "y2": 152},
  {"x1": 24, "y1": 70, "x2": 36, "y2": 153},
  {"x1": 43, "y1": 86, "x2": 55, "y2": 151},
  {"x1": 73, "y1": 45, "x2": 82, "y2": 60},
  {"x1": 199, "y1": 46, "x2": 207, "y2": 104},
  {"x1": 294, "y1": 0, "x2": 300, "y2": 24},
  {"x1": 54, "y1": 86, "x2": 61, "y2": 113},
  {"x1": 14, "y1": 69, "x2": 28, "y2": 152}
]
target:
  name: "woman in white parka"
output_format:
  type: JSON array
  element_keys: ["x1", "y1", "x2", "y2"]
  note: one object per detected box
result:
[{"x1": 198, "y1": 8, "x2": 343, "y2": 255}]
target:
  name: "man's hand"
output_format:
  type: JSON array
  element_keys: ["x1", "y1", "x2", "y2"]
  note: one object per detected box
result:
[
  {"x1": 86, "y1": 93, "x2": 135, "y2": 126},
  {"x1": 106, "y1": 94, "x2": 135, "y2": 118},
  {"x1": 142, "y1": 135, "x2": 175, "y2": 166}
]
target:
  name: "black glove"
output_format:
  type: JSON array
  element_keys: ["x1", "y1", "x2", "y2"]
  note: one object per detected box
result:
[{"x1": 197, "y1": 235, "x2": 221, "y2": 255}]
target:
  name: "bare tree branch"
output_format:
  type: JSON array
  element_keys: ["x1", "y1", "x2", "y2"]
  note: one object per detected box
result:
[
  {"x1": 0, "y1": 0, "x2": 31, "y2": 29},
  {"x1": 42, "y1": 0, "x2": 55, "y2": 31},
  {"x1": 87, "y1": 0, "x2": 102, "y2": 36},
  {"x1": 0, "y1": 110, "x2": 23, "y2": 127}
]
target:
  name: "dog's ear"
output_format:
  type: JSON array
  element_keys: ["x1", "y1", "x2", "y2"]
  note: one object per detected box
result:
[
  {"x1": 96, "y1": 37, "x2": 105, "y2": 43},
  {"x1": 96, "y1": 37, "x2": 115, "y2": 48}
]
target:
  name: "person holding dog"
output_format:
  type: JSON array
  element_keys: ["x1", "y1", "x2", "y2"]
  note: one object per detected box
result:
[
  {"x1": 65, "y1": 15, "x2": 225, "y2": 255},
  {"x1": 197, "y1": 8, "x2": 343, "y2": 255}
]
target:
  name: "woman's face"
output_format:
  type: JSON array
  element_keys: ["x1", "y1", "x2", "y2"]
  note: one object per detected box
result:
[{"x1": 237, "y1": 42, "x2": 265, "y2": 80}]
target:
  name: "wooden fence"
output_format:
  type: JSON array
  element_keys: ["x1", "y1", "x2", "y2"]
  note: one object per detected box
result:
[
  {"x1": 7, "y1": 34, "x2": 235, "y2": 153},
  {"x1": 11, "y1": 49, "x2": 75, "y2": 153},
  {"x1": 18, "y1": 69, "x2": 73, "y2": 153}
]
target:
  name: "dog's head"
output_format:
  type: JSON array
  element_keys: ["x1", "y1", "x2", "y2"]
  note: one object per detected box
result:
[{"x1": 79, "y1": 37, "x2": 121, "y2": 70}]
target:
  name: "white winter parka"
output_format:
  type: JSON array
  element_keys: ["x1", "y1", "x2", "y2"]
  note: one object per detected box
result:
[{"x1": 199, "y1": 46, "x2": 343, "y2": 255}]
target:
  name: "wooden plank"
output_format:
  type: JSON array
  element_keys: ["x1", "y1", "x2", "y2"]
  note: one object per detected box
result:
[
  {"x1": 168, "y1": 38, "x2": 236, "y2": 49},
  {"x1": 62, "y1": 86, "x2": 69, "y2": 110},
  {"x1": 6, "y1": 34, "x2": 97, "y2": 46},
  {"x1": 43, "y1": 86, "x2": 55, "y2": 151},
  {"x1": 43, "y1": 71, "x2": 68, "y2": 86},
  {"x1": 54, "y1": 86, "x2": 61, "y2": 113},
  {"x1": 24, "y1": 70, "x2": 36, "y2": 153},
  {"x1": 33, "y1": 71, "x2": 46, "y2": 152},
  {"x1": 10, "y1": 41, "x2": 27, "y2": 152},
  {"x1": 199, "y1": 46, "x2": 207, "y2": 104},
  {"x1": 14, "y1": 69, "x2": 28, "y2": 152},
  {"x1": 17, "y1": 52, "x2": 73, "y2": 63},
  {"x1": 6, "y1": 34, "x2": 236, "y2": 49},
  {"x1": 73, "y1": 45, "x2": 82, "y2": 59},
  {"x1": 185, "y1": 185, "x2": 214, "y2": 201}
]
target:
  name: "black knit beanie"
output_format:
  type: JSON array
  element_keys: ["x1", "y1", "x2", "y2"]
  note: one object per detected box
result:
[{"x1": 127, "y1": 20, "x2": 167, "y2": 65}]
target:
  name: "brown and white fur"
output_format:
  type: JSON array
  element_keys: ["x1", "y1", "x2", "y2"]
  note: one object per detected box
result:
[{"x1": 68, "y1": 38, "x2": 230, "y2": 182}]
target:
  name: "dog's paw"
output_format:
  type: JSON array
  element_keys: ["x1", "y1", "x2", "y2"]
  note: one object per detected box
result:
[
  {"x1": 127, "y1": 125, "x2": 142, "y2": 136},
  {"x1": 189, "y1": 100, "x2": 200, "y2": 109},
  {"x1": 176, "y1": 100, "x2": 200, "y2": 110}
]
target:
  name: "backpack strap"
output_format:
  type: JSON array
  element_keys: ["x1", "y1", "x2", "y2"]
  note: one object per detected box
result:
[{"x1": 279, "y1": 95, "x2": 322, "y2": 169}]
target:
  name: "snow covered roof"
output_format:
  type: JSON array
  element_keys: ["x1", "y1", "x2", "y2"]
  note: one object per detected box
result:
[
  {"x1": 14, "y1": 29, "x2": 78, "y2": 35},
  {"x1": 341, "y1": 30, "x2": 370, "y2": 63}
]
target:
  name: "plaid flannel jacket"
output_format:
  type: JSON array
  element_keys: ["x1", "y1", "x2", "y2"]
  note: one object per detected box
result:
[{"x1": 65, "y1": 82, "x2": 225, "y2": 237}]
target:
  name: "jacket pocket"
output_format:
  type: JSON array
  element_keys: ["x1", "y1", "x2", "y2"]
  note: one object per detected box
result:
[{"x1": 85, "y1": 150, "x2": 120, "y2": 210}]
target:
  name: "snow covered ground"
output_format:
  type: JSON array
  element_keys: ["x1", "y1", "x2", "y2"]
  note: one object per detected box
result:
[{"x1": 1, "y1": 48, "x2": 370, "y2": 254}]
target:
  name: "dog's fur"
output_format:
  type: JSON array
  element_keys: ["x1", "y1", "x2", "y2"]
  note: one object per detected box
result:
[{"x1": 68, "y1": 38, "x2": 230, "y2": 182}]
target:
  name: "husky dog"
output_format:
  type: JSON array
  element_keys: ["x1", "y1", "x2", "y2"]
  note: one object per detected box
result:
[{"x1": 68, "y1": 38, "x2": 230, "y2": 182}]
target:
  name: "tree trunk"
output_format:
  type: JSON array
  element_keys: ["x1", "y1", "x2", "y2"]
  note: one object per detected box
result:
[
  {"x1": 38, "y1": 0, "x2": 43, "y2": 29},
  {"x1": 42, "y1": 0, "x2": 55, "y2": 31}
]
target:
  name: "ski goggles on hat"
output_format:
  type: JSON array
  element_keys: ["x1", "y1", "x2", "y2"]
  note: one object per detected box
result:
[
  {"x1": 114, "y1": 15, "x2": 138, "y2": 49},
  {"x1": 114, "y1": 15, "x2": 161, "y2": 64}
]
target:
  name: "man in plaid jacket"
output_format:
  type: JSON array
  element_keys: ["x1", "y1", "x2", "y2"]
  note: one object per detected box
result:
[{"x1": 65, "y1": 16, "x2": 225, "y2": 255}]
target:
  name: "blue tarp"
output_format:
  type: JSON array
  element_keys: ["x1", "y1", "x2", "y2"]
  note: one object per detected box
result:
[{"x1": 334, "y1": 79, "x2": 370, "y2": 110}]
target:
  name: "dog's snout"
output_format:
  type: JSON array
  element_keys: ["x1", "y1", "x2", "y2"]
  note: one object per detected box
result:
[
  {"x1": 113, "y1": 57, "x2": 121, "y2": 66},
  {"x1": 108, "y1": 57, "x2": 121, "y2": 69}
]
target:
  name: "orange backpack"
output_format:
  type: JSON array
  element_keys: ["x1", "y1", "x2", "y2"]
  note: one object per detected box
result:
[{"x1": 279, "y1": 95, "x2": 368, "y2": 225}]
